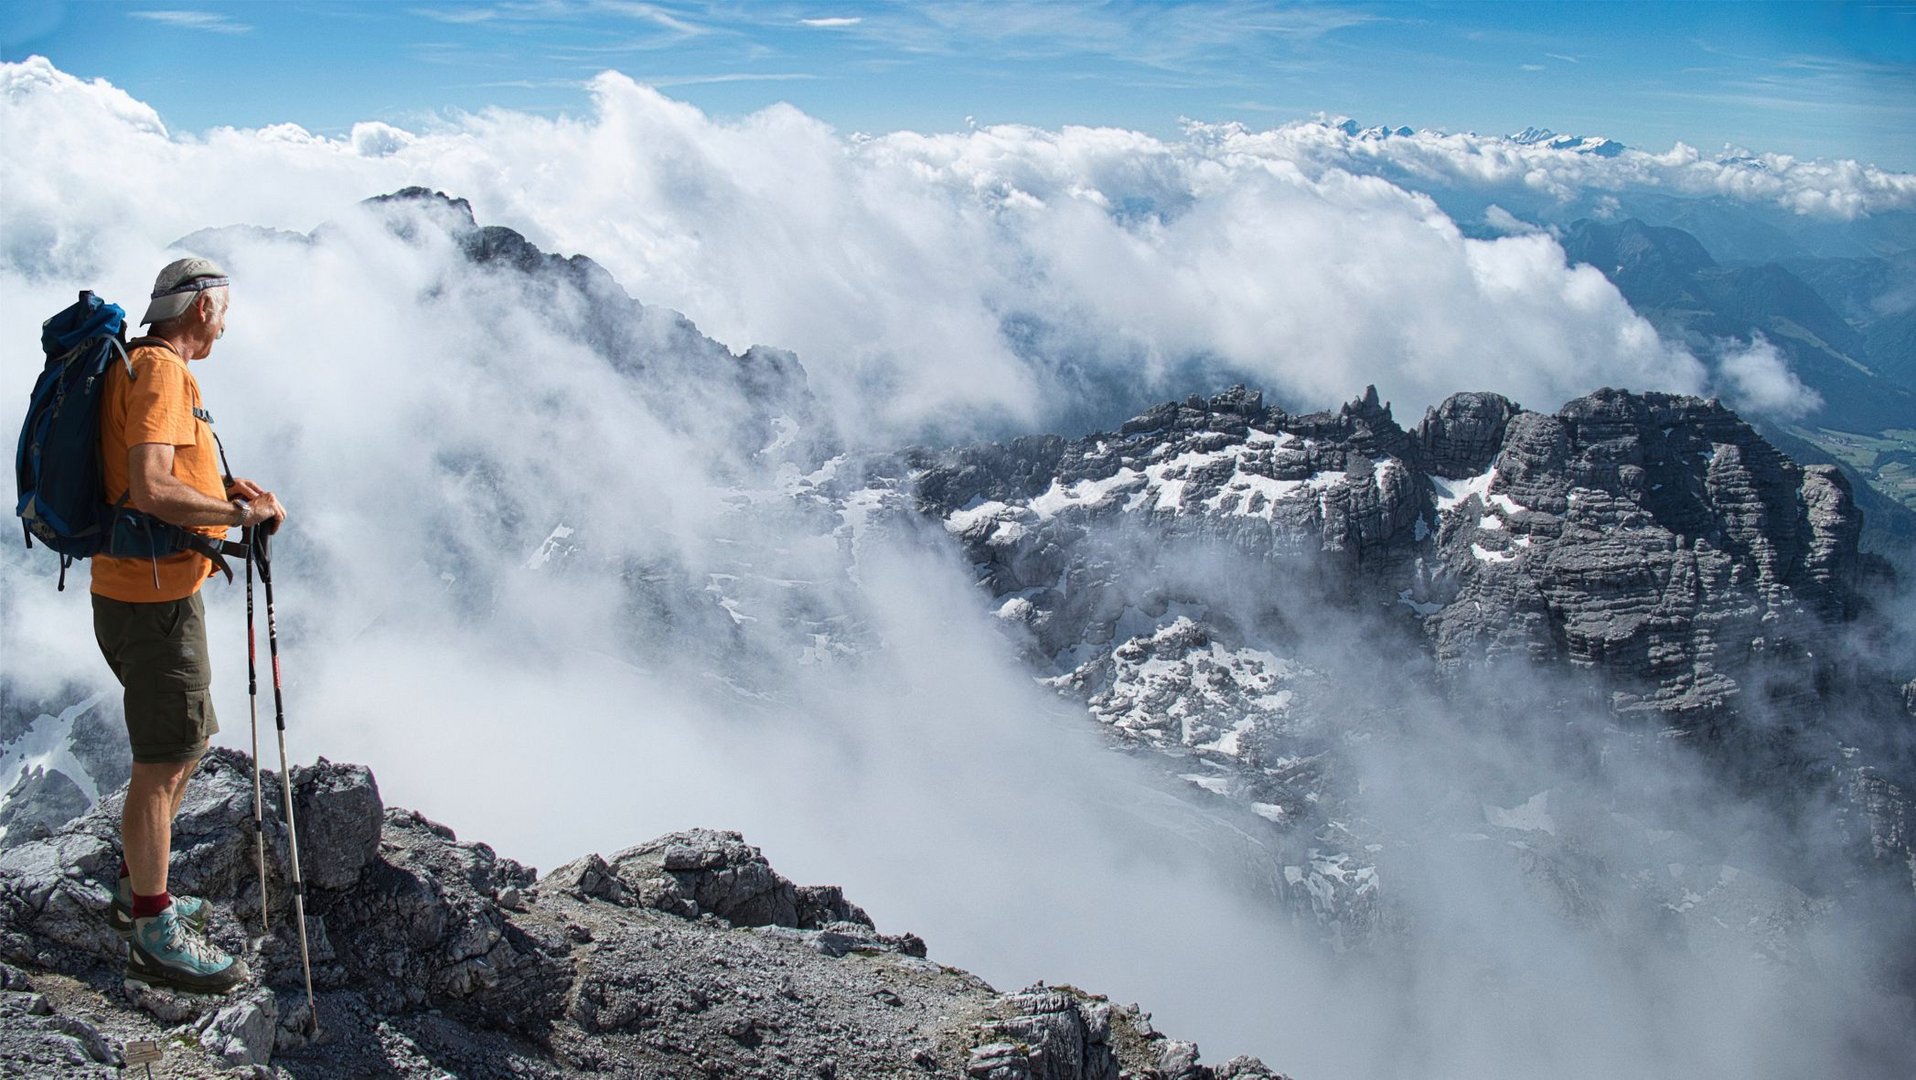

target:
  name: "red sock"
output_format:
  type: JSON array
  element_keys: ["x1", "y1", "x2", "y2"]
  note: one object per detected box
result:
[{"x1": 132, "y1": 891, "x2": 171, "y2": 920}]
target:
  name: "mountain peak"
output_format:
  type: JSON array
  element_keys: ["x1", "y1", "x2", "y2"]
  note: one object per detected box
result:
[{"x1": 1509, "y1": 127, "x2": 1626, "y2": 156}]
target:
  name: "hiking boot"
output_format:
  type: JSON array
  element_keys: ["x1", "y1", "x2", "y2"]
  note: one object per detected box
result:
[
  {"x1": 126, "y1": 904, "x2": 248, "y2": 995},
  {"x1": 108, "y1": 877, "x2": 207, "y2": 941}
]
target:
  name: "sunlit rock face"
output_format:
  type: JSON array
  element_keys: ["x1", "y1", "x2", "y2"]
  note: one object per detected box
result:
[
  {"x1": 914, "y1": 381, "x2": 1908, "y2": 958},
  {"x1": 917, "y1": 383, "x2": 1870, "y2": 728}
]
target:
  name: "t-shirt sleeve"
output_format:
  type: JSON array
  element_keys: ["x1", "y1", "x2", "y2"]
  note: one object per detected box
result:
[{"x1": 122, "y1": 358, "x2": 198, "y2": 448}]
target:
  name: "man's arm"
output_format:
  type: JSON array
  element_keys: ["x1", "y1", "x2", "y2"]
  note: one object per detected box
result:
[{"x1": 128, "y1": 443, "x2": 284, "y2": 528}]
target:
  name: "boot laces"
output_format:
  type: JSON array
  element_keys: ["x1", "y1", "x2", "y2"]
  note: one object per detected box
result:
[{"x1": 157, "y1": 914, "x2": 226, "y2": 966}]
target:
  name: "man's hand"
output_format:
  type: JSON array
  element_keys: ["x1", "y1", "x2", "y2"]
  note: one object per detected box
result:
[
  {"x1": 240, "y1": 492, "x2": 288, "y2": 532},
  {"x1": 227, "y1": 476, "x2": 288, "y2": 530},
  {"x1": 225, "y1": 476, "x2": 266, "y2": 500}
]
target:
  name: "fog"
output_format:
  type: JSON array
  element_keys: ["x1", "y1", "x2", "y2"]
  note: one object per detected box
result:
[{"x1": 4, "y1": 58, "x2": 1913, "y2": 1077}]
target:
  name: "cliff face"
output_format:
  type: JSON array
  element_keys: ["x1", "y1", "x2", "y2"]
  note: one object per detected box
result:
[
  {"x1": 911, "y1": 385, "x2": 1912, "y2": 952},
  {"x1": 916, "y1": 384, "x2": 1874, "y2": 727},
  {"x1": 0, "y1": 751, "x2": 1285, "y2": 1079}
]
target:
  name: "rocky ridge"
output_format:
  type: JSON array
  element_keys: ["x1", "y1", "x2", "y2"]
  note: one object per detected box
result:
[
  {"x1": 907, "y1": 384, "x2": 1913, "y2": 949},
  {"x1": 0, "y1": 750, "x2": 1286, "y2": 1079},
  {"x1": 917, "y1": 383, "x2": 1875, "y2": 722}
]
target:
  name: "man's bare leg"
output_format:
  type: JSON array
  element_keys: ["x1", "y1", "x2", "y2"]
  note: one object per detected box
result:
[{"x1": 123, "y1": 757, "x2": 200, "y2": 898}]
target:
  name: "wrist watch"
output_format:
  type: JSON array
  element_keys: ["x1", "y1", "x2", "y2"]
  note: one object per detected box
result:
[{"x1": 230, "y1": 498, "x2": 250, "y2": 527}]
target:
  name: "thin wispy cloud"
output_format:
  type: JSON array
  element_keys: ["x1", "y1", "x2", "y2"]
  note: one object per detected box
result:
[
  {"x1": 642, "y1": 72, "x2": 821, "y2": 87},
  {"x1": 411, "y1": 0, "x2": 710, "y2": 37},
  {"x1": 1521, "y1": 63, "x2": 1545, "y2": 72},
  {"x1": 597, "y1": 0, "x2": 707, "y2": 37},
  {"x1": 129, "y1": 10, "x2": 253, "y2": 34},
  {"x1": 411, "y1": 7, "x2": 501, "y2": 26},
  {"x1": 800, "y1": 17, "x2": 863, "y2": 29},
  {"x1": 461, "y1": 77, "x2": 592, "y2": 90},
  {"x1": 787, "y1": 0, "x2": 1377, "y2": 73},
  {"x1": 1545, "y1": 52, "x2": 1579, "y2": 63}
]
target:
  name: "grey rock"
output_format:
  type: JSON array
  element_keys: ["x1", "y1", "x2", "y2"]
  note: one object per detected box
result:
[
  {"x1": 1417, "y1": 391, "x2": 1519, "y2": 479},
  {"x1": 545, "y1": 853, "x2": 635, "y2": 906},
  {"x1": 607, "y1": 829, "x2": 863, "y2": 931},
  {"x1": 290, "y1": 759, "x2": 384, "y2": 891},
  {"x1": 201, "y1": 989, "x2": 280, "y2": 1067},
  {"x1": 0, "y1": 767, "x2": 89, "y2": 849},
  {"x1": 969, "y1": 1042, "x2": 1033, "y2": 1079},
  {"x1": 1212, "y1": 1056, "x2": 1289, "y2": 1080},
  {"x1": 124, "y1": 981, "x2": 214, "y2": 1026},
  {"x1": 973, "y1": 987, "x2": 1120, "y2": 1080},
  {"x1": 3, "y1": 757, "x2": 1253, "y2": 1078},
  {"x1": 1156, "y1": 1040, "x2": 1208, "y2": 1080},
  {"x1": 0, "y1": 985, "x2": 117, "y2": 1076}
]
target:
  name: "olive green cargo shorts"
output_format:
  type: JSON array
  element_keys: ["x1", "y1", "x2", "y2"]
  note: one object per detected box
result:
[{"x1": 92, "y1": 591, "x2": 219, "y2": 765}]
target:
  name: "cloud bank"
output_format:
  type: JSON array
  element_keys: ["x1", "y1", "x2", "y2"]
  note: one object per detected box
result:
[
  {"x1": 1, "y1": 55, "x2": 1722, "y2": 444},
  {"x1": 1234, "y1": 118, "x2": 1916, "y2": 221}
]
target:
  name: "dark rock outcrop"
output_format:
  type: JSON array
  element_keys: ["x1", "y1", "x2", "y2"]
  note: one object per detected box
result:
[
  {"x1": 0, "y1": 768, "x2": 88, "y2": 849},
  {"x1": 908, "y1": 383, "x2": 1905, "y2": 953},
  {"x1": 917, "y1": 384, "x2": 1873, "y2": 728},
  {"x1": 0, "y1": 755, "x2": 1280, "y2": 1078}
]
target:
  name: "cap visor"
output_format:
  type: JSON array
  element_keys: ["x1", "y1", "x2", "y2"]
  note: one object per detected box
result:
[{"x1": 140, "y1": 293, "x2": 193, "y2": 325}]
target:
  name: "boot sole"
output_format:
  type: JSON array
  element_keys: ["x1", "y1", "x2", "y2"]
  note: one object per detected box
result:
[{"x1": 124, "y1": 955, "x2": 250, "y2": 996}]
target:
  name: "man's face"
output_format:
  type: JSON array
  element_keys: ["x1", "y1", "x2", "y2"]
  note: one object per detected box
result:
[{"x1": 203, "y1": 288, "x2": 229, "y2": 341}]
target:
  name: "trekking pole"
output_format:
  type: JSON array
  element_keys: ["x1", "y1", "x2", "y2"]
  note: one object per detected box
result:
[
  {"x1": 245, "y1": 543, "x2": 269, "y2": 933},
  {"x1": 250, "y1": 525, "x2": 319, "y2": 1038}
]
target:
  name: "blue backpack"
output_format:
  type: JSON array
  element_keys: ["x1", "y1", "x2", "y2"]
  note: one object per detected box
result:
[{"x1": 16, "y1": 291, "x2": 245, "y2": 590}]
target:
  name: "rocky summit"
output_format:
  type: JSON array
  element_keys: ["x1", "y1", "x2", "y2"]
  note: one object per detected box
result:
[
  {"x1": 910, "y1": 385, "x2": 1914, "y2": 953},
  {"x1": 0, "y1": 750, "x2": 1288, "y2": 1079},
  {"x1": 918, "y1": 384, "x2": 1876, "y2": 725}
]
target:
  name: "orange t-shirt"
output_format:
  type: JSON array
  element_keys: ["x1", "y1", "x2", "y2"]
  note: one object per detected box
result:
[{"x1": 91, "y1": 343, "x2": 229, "y2": 602}]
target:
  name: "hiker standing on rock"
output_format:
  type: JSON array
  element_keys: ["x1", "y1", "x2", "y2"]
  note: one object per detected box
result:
[{"x1": 92, "y1": 257, "x2": 286, "y2": 994}]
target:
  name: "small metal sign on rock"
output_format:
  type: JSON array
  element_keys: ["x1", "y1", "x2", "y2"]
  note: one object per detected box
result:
[{"x1": 123, "y1": 1038, "x2": 163, "y2": 1076}]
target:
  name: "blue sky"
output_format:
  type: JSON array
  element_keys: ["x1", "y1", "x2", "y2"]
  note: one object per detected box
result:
[{"x1": 4, "y1": 2, "x2": 1913, "y2": 167}]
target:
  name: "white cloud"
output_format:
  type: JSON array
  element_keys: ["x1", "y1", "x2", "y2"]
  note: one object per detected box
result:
[
  {"x1": 1714, "y1": 334, "x2": 1823, "y2": 420},
  {"x1": 1482, "y1": 204, "x2": 1540, "y2": 234},
  {"x1": 128, "y1": 10, "x2": 252, "y2": 34},
  {"x1": 1207, "y1": 117, "x2": 1916, "y2": 220},
  {"x1": 349, "y1": 121, "x2": 417, "y2": 158},
  {"x1": 2, "y1": 58, "x2": 1719, "y2": 441},
  {"x1": 799, "y1": 16, "x2": 862, "y2": 28}
]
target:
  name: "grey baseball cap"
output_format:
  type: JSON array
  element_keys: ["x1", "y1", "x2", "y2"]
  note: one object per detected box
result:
[{"x1": 140, "y1": 257, "x2": 230, "y2": 325}]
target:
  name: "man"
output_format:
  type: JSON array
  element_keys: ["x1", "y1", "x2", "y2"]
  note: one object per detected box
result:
[{"x1": 92, "y1": 257, "x2": 287, "y2": 994}]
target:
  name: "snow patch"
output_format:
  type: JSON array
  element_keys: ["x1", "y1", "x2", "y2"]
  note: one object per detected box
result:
[
  {"x1": 1471, "y1": 542, "x2": 1516, "y2": 563},
  {"x1": 758, "y1": 414, "x2": 798, "y2": 456},
  {"x1": 1485, "y1": 790, "x2": 1556, "y2": 835},
  {"x1": 525, "y1": 523, "x2": 576, "y2": 570},
  {"x1": 1433, "y1": 467, "x2": 1496, "y2": 512}
]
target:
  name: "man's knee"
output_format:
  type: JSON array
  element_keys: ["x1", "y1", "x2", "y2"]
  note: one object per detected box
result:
[{"x1": 129, "y1": 757, "x2": 200, "y2": 799}]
